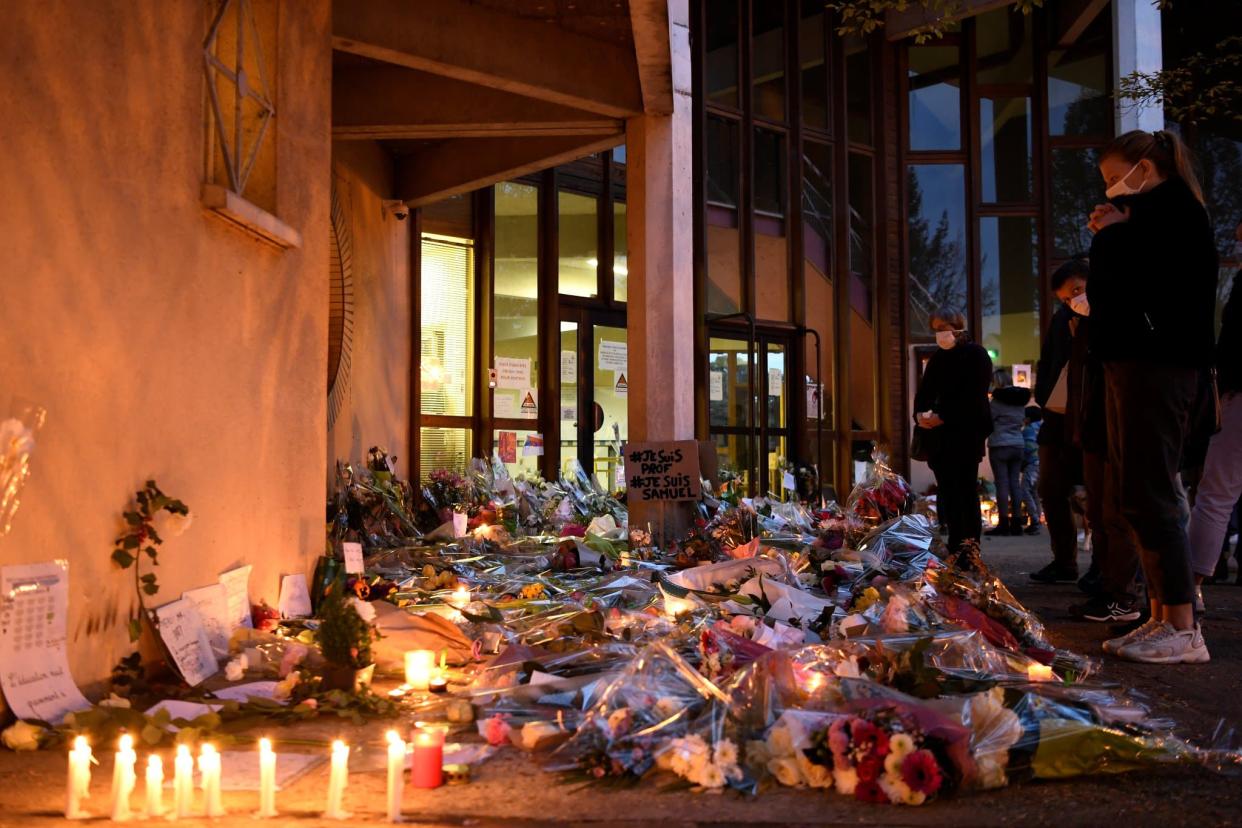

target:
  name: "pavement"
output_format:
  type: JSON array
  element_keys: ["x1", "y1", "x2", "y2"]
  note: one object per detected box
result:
[{"x1": 1, "y1": 533, "x2": 1240, "y2": 827}]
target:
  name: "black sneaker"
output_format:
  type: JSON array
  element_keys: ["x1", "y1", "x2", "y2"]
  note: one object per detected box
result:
[
  {"x1": 1077, "y1": 569, "x2": 1103, "y2": 596},
  {"x1": 1072, "y1": 598, "x2": 1141, "y2": 623},
  {"x1": 1023, "y1": 525, "x2": 1041, "y2": 536},
  {"x1": 1029, "y1": 564, "x2": 1077, "y2": 584}
]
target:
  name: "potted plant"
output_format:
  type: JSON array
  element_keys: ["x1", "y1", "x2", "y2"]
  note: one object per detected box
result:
[{"x1": 317, "y1": 587, "x2": 377, "y2": 692}]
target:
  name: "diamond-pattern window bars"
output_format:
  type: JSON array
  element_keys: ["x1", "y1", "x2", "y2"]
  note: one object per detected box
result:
[{"x1": 204, "y1": 0, "x2": 275, "y2": 198}]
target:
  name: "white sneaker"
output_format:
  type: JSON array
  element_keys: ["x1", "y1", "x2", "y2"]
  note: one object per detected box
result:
[
  {"x1": 1117, "y1": 623, "x2": 1210, "y2": 664},
  {"x1": 1103, "y1": 618, "x2": 1160, "y2": 655}
]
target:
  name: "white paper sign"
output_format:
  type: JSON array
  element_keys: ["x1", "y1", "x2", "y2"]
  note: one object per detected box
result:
[
  {"x1": 494, "y1": 392, "x2": 516, "y2": 418},
  {"x1": 709, "y1": 371, "x2": 724, "y2": 402},
  {"x1": 598, "y1": 340, "x2": 628, "y2": 371},
  {"x1": 277, "y1": 574, "x2": 312, "y2": 619},
  {"x1": 614, "y1": 371, "x2": 628, "y2": 397},
  {"x1": 155, "y1": 598, "x2": 218, "y2": 687},
  {"x1": 0, "y1": 561, "x2": 90, "y2": 724},
  {"x1": 782, "y1": 471, "x2": 797, "y2": 492},
  {"x1": 768, "y1": 368, "x2": 783, "y2": 397},
  {"x1": 211, "y1": 681, "x2": 281, "y2": 703},
  {"x1": 1012, "y1": 363, "x2": 1033, "y2": 389},
  {"x1": 342, "y1": 542, "x2": 365, "y2": 575},
  {"x1": 181, "y1": 583, "x2": 232, "y2": 658},
  {"x1": 452, "y1": 511, "x2": 468, "y2": 537},
  {"x1": 560, "y1": 350, "x2": 577, "y2": 383},
  {"x1": 806, "y1": 384, "x2": 823, "y2": 420},
  {"x1": 217, "y1": 565, "x2": 253, "y2": 630},
  {"x1": 560, "y1": 404, "x2": 578, "y2": 422},
  {"x1": 495, "y1": 357, "x2": 530, "y2": 390}
]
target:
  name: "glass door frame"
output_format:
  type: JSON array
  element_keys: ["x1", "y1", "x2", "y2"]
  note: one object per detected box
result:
[{"x1": 558, "y1": 305, "x2": 627, "y2": 484}]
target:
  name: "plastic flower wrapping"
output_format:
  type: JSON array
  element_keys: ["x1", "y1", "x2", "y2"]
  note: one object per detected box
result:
[{"x1": 319, "y1": 450, "x2": 1239, "y2": 804}]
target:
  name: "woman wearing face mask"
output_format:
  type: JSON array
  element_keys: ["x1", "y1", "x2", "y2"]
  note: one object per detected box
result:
[
  {"x1": 1087, "y1": 130, "x2": 1218, "y2": 664},
  {"x1": 913, "y1": 309, "x2": 994, "y2": 556}
]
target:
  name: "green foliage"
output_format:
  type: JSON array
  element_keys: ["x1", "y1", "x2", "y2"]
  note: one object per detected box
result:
[
  {"x1": 827, "y1": 0, "x2": 1042, "y2": 44},
  {"x1": 1118, "y1": 36, "x2": 1242, "y2": 127},
  {"x1": 317, "y1": 587, "x2": 376, "y2": 669},
  {"x1": 111, "y1": 480, "x2": 190, "y2": 641}
]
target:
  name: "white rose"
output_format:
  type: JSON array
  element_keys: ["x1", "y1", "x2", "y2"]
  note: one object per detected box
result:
[
  {"x1": 98, "y1": 692, "x2": 132, "y2": 709},
  {"x1": 155, "y1": 509, "x2": 193, "y2": 538},
  {"x1": 224, "y1": 655, "x2": 247, "y2": 682},
  {"x1": 1, "y1": 720, "x2": 44, "y2": 751},
  {"x1": 795, "y1": 752, "x2": 832, "y2": 788},
  {"x1": 766, "y1": 724, "x2": 795, "y2": 758},
  {"x1": 767, "y1": 756, "x2": 803, "y2": 787}
]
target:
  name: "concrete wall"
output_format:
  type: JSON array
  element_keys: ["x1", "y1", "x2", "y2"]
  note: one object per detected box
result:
[
  {"x1": 327, "y1": 141, "x2": 412, "y2": 478},
  {"x1": 0, "y1": 0, "x2": 331, "y2": 698}
]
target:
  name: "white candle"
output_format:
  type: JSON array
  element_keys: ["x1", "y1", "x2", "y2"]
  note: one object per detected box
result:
[
  {"x1": 385, "y1": 731, "x2": 406, "y2": 823},
  {"x1": 404, "y1": 650, "x2": 435, "y2": 691},
  {"x1": 172, "y1": 744, "x2": 194, "y2": 819},
  {"x1": 144, "y1": 755, "x2": 164, "y2": 818},
  {"x1": 198, "y1": 743, "x2": 226, "y2": 817},
  {"x1": 110, "y1": 734, "x2": 137, "y2": 821},
  {"x1": 65, "y1": 735, "x2": 92, "y2": 819},
  {"x1": 255, "y1": 738, "x2": 278, "y2": 818},
  {"x1": 322, "y1": 740, "x2": 351, "y2": 820},
  {"x1": 449, "y1": 585, "x2": 470, "y2": 609}
]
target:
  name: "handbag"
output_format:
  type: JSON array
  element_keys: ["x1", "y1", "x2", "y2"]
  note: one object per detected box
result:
[{"x1": 910, "y1": 424, "x2": 940, "y2": 462}]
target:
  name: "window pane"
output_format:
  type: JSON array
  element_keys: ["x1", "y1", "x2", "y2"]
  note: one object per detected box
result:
[
  {"x1": 591, "y1": 325, "x2": 628, "y2": 491},
  {"x1": 975, "y1": 7, "x2": 1033, "y2": 85},
  {"x1": 1047, "y1": 9, "x2": 1110, "y2": 137},
  {"x1": 611, "y1": 148, "x2": 628, "y2": 302},
  {"x1": 979, "y1": 216, "x2": 1040, "y2": 371},
  {"x1": 419, "y1": 427, "x2": 471, "y2": 483},
  {"x1": 980, "y1": 96, "x2": 1033, "y2": 203},
  {"x1": 848, "y1": 152, "x2": 874, "y2": 300},
  {"x1": 1049, "y1": 147, "x2": 1100, "y2": 259},
  {"x1": 800, "y1": 0, "x2": 828, "y2": 131},
  {"x1": 804, "y1": 253, "x2": 834, "y2": 432},
  {"x1": 765, "y1": 342, "x2": 786, "y2": 430},
  {"x1": 707, "y1": 117, "x2": 742, "y2": 315},
  {"x1": 908, "y1": 45, "x2": 960, "y2": 150},
  {"x1": 753, "y1": 128, "x2": 786, "y2": 216},
  {"x1": 849, "y1": 296, "x2": 877, "y2": 431},
  {"x1": 706, "y1": 116, "x2": 739, "y2": 207},
  {"x1": 494, "y1": 182, "x2": 539, "y2": 412},
  {"x1": 766, "y1": 433, "x2": 789, "y2": 496},
  {"x1": 804, "y1": 427, "x2": 835, "y2": 498},
  {"x1": 494, "y1": 429, "x2": 541, "y2": 480},
  {"x1": 802, "y1": 140, "x2": 832, "y2": 277},
  {"x1": 755, "y1": 128, "x2": 788, "y2": 322},
  {"x1": 846, "y1": 39, "x2": 872, "y2": 144},
  {"x1": 907, "y1": 164, "x2": 968, "y2": 339},
  {"x1": 1197, "y1": 133, "x2": 1242, "y2": 262},
  {"x1": 559, "y1": 190, "x2": 599, "y2": 298},
  {"x1": 752, "y1": 0, "x2": 786, "y2": 121},
  {"x1": 708, "y1": 337, "x2": 751, "y2": 428},
  {"x1": 559, "y1": 322, "x2": 578, "y2": 476},
  {"x1": 706, "y1": 0, "x2": 740, "y2": 109},
  {"x1": 713, "y1": 432, "x2": 754, "y2": 493},
  {"x1": 420, "y1": 234, "x2": 475, "y2": 416}
]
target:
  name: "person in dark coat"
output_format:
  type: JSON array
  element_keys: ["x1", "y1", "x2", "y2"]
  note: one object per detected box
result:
[
  {"x1": 1030, "y1": 260, "x2": 1085, "y2": 582},
  {"x1": 1087, "y1": 129, "x2": 1218, "y2": 664},
  {"x1": 913, "y1": 308, "x2": 994, "y2": 553}
]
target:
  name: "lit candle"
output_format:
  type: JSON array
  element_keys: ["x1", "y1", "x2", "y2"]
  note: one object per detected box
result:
[
  {"x1": 404, "y1": 650, "x2": 436, "y2": 691},
  {"x1": 144, "y1": 755, "x2": 164, "y2": 819},
  {"x1": 198, "y1": 743, "x2": 225, "y2": 817},
  {"x1": 663, "y1": 595, "x2": 694, "y2": 619},
  {"x1": 1027, "y1": 663, "x2": 1055, "y2": 682},
  {"x1": 409, "y1": 728, "x2": 443, "y2": 789},
  {"x1": 110, "y1": 733, "x2": 137, "y2": 821},
  {"x1": 65, "y1": 735, "x2": 92, "y2": 819},
  {"x1": 385, "y1": 731, "x2": 406, "y2": 823},
  {"x1": 172, "y1": 744, "x2": 194, "y2": 819},
  {"x1": 428, "y1": 672, "x2": 448, "y2": 694},
  {"x1": 255, "y1": 738, "x2": 278, "y2": 819},
  {"x1": 805, "y1": 672, "x2": 824, "y2": 693},
  {"x1": 322, "y1": 740, "x2": 351, "y2": 820},
  {"x1": 449, "y1": 585, "x2": 470, "y2": 609}
]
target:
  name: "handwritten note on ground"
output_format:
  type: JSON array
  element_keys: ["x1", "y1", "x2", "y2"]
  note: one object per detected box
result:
[{"x1": 622, "y1": 441, "x2": 702, "y2": 502}]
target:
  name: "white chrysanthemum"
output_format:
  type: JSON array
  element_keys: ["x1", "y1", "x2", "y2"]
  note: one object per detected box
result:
[
  {"x1": 884, "y1": 751, "x2": 904, "y2": 777},
  {"x1": 699, "y1": 762, "x2": 727, "y2": 788},
  {"x1": 833, "y1": 766, "x2": 858, "y2": 795},
  {"x1": 713, "y1": 738, "x2": 739, "y2": 768},
  {"x1": 654, "y1": 696, "x2": 683, "y2": 721},
  {"x1": 767, "y1": 756, "x2": 803, "y2": 787},
  {"x1": 889, "y1": 732, "x2": 916, "y2": 758}
]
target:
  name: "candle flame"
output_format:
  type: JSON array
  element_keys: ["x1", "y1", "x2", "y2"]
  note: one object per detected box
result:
[
  {"x1": 200, "y1": 743, "x2": 217, "y2": 757},
  {"x1": 119, "y1": 734, "x2": 133, "y2": 751},
  {"x1": 386, "y1": 730, "x2": 402, "y2": 745},
  {"x1": 148, "y1": 755, "x2": 162, "y2": 771},
  {"x1": 332, "y1": 739, "x2": 348, "y2": 755},
  {"x1": 259, "y1": 737, "x2": 272, "y2": 753},
  {"x1": 176, "y1": 745, "x2": 190, "y2": 759},
  {"x1": 73, "y1": 736, "x2": 89, "y2": 751}
]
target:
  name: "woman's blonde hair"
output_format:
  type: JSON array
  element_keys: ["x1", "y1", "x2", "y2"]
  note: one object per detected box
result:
[{"x1": 1101, "y1": 129, "x2": 1205, "y2": 205}]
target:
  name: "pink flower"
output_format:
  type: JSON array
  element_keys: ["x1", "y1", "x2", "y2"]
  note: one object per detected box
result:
[
  {"x1": 900, "y1": 749, "x2": 943, "y2": 796},
  {"x1": 301, "y1": 698, "x2": 318, "y2": 710},
  {"x1": 279, "y1": 644, "x2": 308, "y2": 678},
  {"x1": 854, "y1": 778, "x2": 888, "y2": 803},
  {"x1": 827, "y1": 719, "x2": 850, "y2": 758},
  {"x1": 483, "y1": 714, "x2": 511, "y2": 747}
]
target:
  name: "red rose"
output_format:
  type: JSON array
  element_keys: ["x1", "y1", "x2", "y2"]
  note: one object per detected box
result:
[
  {"x1": 854, "y1": 778, "x2": 889, "y2": 804},
  {"x1": 856, "y1": 755, "x2": 882, "y2": 782},
  {"x1": 901, "y1": 749, "x2": 943, "y2": 796},
  {"x1": 873, "y1": 730, "x2": 890, "y2": 758}
]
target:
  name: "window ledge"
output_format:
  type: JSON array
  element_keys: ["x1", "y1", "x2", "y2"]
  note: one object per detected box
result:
[{"x1": 202, "y1": 184, "x2": 302, "y2": 249}]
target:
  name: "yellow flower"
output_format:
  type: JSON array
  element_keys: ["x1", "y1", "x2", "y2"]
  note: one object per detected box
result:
[
  {"x1": 889, "y1": 732, "x2": 916, "y2": 758},
  {"x1": 852, "y1": 587, "x2": 881, "y2": 612},
  {"x1": 1, "y1": 720, "x2": 44, "y2": 751},
  {"x1": 520, "y1": 583, "x2": 546, "y2": 600}
]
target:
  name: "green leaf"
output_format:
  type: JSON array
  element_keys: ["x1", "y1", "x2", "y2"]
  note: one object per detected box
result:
[
  {"x1": 144, "y1": 546, "x2": 159, "y2": 562},
  {"x1": 141, "y1": 582, "x2": 160, "y2": 596},
  {"x1": 124, "y1": 511, "x2": 143, "y2": 526},
  {"x1": 112, "y1": 549, "x2": 136, "y2": 568},
  {"x1": 122, "y1": 535, "x2": 140, "y2": 550}
]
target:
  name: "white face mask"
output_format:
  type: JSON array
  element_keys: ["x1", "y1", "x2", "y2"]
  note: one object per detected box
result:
[
  {"x1": 1104, "y1": 162, "x2": 1146, "y2": 200},
  {"x1": 1069, "y1": 293, "x2": 1091, "y2": 317},
  {"x1": 935, "y1": 330, "x2": 958, "y2": 350}
]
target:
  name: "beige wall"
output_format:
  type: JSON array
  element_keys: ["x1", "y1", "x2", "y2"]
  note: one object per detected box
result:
[
  {"x1": 0, "y1": 0, "x2": 331, "y2": 697},
  {"x1": 327, "y1": 141, "x2": 412, "y2": 478}
]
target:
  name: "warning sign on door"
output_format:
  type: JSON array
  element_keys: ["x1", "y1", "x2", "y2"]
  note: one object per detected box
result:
[
  {"x1": 614, "y1": 371, "x2": 628, "y2": 396},
  {"x1": 520, "y1": 389, "x2": 538, "y2": 418}
]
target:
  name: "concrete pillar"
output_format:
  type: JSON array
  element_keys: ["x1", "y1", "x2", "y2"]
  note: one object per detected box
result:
[
  {"x1": 626, "y1": 0, "x2": 694, "y2": 537},
  {"x1": 1113, "y1": 0, "x2": 1163, "y2": 133}
]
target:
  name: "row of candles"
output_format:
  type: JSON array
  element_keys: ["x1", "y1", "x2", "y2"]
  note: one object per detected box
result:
[{"x1": 66, "y1": 728, "x2": 445, "y2": 822}]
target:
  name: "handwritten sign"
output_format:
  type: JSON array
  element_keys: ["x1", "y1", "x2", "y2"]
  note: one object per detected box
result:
[
  {"x1": 181, "y1": 583, "x2": 232, "y2": 658},
  {"x1": 217, "y1": 565, "x2": 253, "y2": 630},
  {"x1": 0, "y1": 561, "x2": 90, "y2": 724},
  {"x1": 278, "y1": 574, "x2": 312, "y2": 619},
  {"x1": 342, "y1": 542, "x2": 365, "y2": 575},
  {"x1": 155, "y1": 598, "x2": 218, "y2": 687},
  {"x1": 623, "y1": 441, "x2": 702, "y2": 502}
]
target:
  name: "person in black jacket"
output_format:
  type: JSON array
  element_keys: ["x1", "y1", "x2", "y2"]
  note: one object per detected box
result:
[
  {"x1": 1030, "y1": 261, "x2": 1086, "y2": 583},
  {"x1": 1087, "y1": 130, "x2": 1218, "y2": 664},
  {"x1": 1188, "y1": 221, "x2": 1242, "y2": 587},
  {"x1": 913, "y1": 309, "x2": 994, "y2": 554}
]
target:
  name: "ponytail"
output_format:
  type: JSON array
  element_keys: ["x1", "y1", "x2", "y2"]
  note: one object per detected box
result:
[{"x1": 1101, "y1": 129, "x2": 1205, "y2": 205}]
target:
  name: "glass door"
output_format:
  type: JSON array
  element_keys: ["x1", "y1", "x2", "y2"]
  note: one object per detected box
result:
[
  {"x1": 707, "y1": 330, "x2": 792, "y2": 496},
  {"x1": 560, "y1": 308, "x2": 628, "y2": 492}
]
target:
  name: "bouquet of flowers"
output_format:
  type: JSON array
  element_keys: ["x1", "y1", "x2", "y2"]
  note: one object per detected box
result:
[
  {"x1": 424, "y1": 469, "x2": 473, "y2": 518},
  {"x1": 844, "y1": 453, "x2": 917, "y2": 545}
]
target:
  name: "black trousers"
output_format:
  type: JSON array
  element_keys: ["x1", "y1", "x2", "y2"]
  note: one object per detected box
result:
[
  {"x1": 1082, "y1": 449, "x2": 1139, "y2": 602},
  {"x1": 1038, "y1": 441, "x2": 1082, "y2": 571},
  {"x1": 1104, "y1": 362, "x2": 1197, "y2": 606},
  {"x1": 931, "y1": 455, "x2": 982, "y2": 551}
]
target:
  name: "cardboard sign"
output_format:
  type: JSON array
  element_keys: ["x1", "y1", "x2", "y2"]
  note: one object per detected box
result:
[
  {"x1": 277, "y1": 574, "x2": 312, "y2": 619},
  {"x1": 217, "y1": 565, "x2": 253, "y2": 630},
  {"x1": 623, "y1": 441, "x2": 702, "y2": 502},
  {"x1": 181, "y1": 583, "x2": 232, "y2": 658},
  {"x1": 342, "y1": 542, "x2": 365, "y2": 575}
]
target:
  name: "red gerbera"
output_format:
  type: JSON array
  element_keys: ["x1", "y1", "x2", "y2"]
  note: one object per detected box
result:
[
  {"x1": 856, "y1": 755, "x2": 882, "y2": 782},
  {"x1": 900, "y1": 749, "x2": 943, "y2": 796},
  {"x1": 849, "y1": 718, "x2": 878, "y2": 748},
  {"x1": 854, "y1": 778, "x2": 889, "y2": 804},
  {"x1": 873, "y1": 730, "x2": 890, "y2": 758}
]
